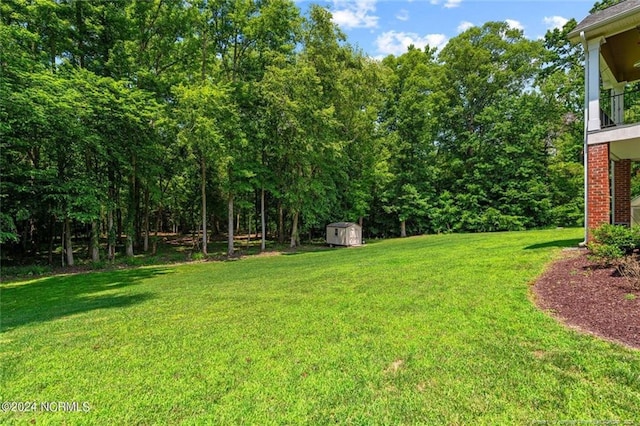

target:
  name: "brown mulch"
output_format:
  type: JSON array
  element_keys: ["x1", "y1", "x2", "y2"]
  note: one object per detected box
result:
[{"x1": 533, "y1": 249, "x2": 640, "y2": 350}]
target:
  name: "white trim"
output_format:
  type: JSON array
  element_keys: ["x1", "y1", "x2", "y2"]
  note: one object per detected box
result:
[{"x1": 587, "y1": 38, "x2": 604, "y2": 132}]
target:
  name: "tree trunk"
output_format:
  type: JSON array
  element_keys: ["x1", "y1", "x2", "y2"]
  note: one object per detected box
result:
[
  {"x1": 91, "y1": 219, "x2": 100, "y2": 262},
  {"x1": 117, "y1": 208, "x2": 123, "y2": 244},
  {"x1": 143, "y1": 189, "x2": 150, "y2": 252},
  {"x1": 201, "y1": 157, "x2": 208, "y2": 255},
  {"x1": 261, "y1": 187, "x2": 266, "y2": 251},
  {"x1": 152, "y1": 205, "x2": 161, "y2": 256},
  {"x1": 400, "y1": 219, "x2": 407, "y2": 238},
  {"x1": 126, "y1": 154, "x2": 136, "y2": 257},
  {"x1": 227, "y1": 193, "x2": 234, "y2": 256},
  {"x1": 107, "y1": 206, "x2": 115, "y2": 261},
  {"x1": 125, "y1": 206, "x2": 134, "y2": 257},
  {"x1": 48, "y1": 214, "x2": 55, "y2": 265},
  {"x1": 246, "y1": 212, "x2": 251, "y2": 248},
  {"x1": 278, "y1": 202, "x2": 284, "y2": 244},
  {"x1": 359, "y1": 216, "x2": 363, "y2": 227},
  {"x1": 290, "y1": 210, "x2": 299, "y2": 248},
  {"x1": 126, "y1": 233, "x2": 134, "y2": 257},
  {"x1": 64, "y1": 217, "x2": 74, "y2": 267},
  {"x1": 61, "y1": 222, "x2": 65, "y2": 267}
]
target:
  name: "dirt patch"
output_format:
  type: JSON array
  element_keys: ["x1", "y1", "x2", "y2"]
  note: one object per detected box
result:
[{"x1": 533, "y1": 249, "x2": 640, "y2": 350}]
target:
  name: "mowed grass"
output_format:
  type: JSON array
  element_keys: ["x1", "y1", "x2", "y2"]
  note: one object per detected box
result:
[{"x1": 2, "y1": 228, "x2": 639, "y2": 424}]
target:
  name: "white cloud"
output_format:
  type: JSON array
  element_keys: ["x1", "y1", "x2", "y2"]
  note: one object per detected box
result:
[
  {"x1": 396, "y1": 9, "x2": 409, "y2": 21},
  {"x1": 332, "y1": 0, "x2": 379, "y2": 29},
  {"x1": 457, "y1": 21, "x2": 474, "y2": 33},
  {"x1": 430, "y1": 0, "x2": 462, "y2": 8},
  {"x1": 543, "y1": 15, "x2": 569, "y2": 31},
  {"x1": 375, "y1": 31, "x2": 448, "y2": 56},
  {"x1": 505, "y1": 19, "x2": 524, "y2": 31}
]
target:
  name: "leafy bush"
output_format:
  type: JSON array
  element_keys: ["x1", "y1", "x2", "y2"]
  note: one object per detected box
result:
[
  {"x1": 587, "y1": 224, "x2": 640, "y2": 266},
  {"x1": 3, "y1": 264, "x2": 52, "y2": 278},
  {"x1": 191, "y1": 252, "x2": 206, "y2": 261},
  {"x1": 588, "y1": 242, "x2": 625, "y2": 265}
]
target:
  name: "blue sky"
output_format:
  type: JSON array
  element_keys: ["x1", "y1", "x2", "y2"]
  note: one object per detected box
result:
[{"x1": 296, "y1": 0, "x2": 595, "y2": 58}]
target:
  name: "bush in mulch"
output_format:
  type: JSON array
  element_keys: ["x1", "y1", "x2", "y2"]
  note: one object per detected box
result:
[{"x1": 588, "y1": 224, "x2": 640, "y2": 290}]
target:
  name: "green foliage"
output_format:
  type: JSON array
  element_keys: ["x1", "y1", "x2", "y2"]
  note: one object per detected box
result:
[
  {"x1": 0, "y1": 212, "x2": 18, "y2": 244},
  {"x1": 2, "y1": 264, "x2": 52, "y2": 278},
  {"x1": 191, "y1": 252, "x2": 206, "y2": 261},
  {"x1": 588, "y1": 224, "x2": 640, "y2": 266},
  {"x1": 590, "y1": 0, "x2": 624, "y2": 14},
  {"x1": 2, "y1": 0, "x2": 588, "y2": 262},
  {"x1": 588, "y1": 242, "x2": 625, "y2": 264},
  {"x1": 591, "y1": 224, "x2": 640, "y2": 254}
]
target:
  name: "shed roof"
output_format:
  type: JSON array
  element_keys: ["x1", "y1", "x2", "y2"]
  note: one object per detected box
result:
[
  {"x1": 568, "y1": 0, "x2": 640, "y2": 41},
  {"x1": 327, "y1": 222, "x2": 361, "y2": 229}
]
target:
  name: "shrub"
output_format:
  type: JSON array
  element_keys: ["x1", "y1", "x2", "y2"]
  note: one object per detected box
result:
[
  {"x1": 590, "y1": 224, "x2": 640, "y2": 254},
  {"x1": 588, "y1": 225, "x2": 640, "y2": 285},
  {"x1": 3, "y1": 264, "x2": 52, "y2": 278},
  {"x1": 191, "y1": 252, "x2": 206, "y2": 261},
  {"x1": 587, "y1": 224, "x2": 640, "y2": 266},
  {"x1": 588, "y1": 242, "x2": 625, "y2": 265}
]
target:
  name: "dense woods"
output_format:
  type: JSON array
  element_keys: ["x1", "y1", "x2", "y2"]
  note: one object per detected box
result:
[{"x1": 2, "y1": 0, "x2": 589, "y2": 265}]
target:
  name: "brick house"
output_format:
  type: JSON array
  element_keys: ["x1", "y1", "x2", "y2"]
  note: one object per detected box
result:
[{"x1": 569, "y1": 0, "x2": 640, "y2": 241}]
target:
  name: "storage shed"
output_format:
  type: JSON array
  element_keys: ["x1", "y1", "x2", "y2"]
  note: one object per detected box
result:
[
  {"x1": 632, "y1": 196, "x2": 640, "y2": 226},
  {"x1": 326, "y1": 222, "x2": 362, "y2": 247}
]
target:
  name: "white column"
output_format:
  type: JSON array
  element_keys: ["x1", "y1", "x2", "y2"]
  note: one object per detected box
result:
[
  {"x1": 587, "y1": 38, "x2": 603, "y2": 131},
  {"x1": 611, "y1": 82, "x2": 626, "y2": 125}
]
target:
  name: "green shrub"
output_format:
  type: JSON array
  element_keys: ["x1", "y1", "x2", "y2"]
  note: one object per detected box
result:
[
  {"x1": 123, "y1": 256, "x2": 145, "y2": 267},
  {"x1": 3, "y1": 264, "x2": 52, "y2": 278},
  {"x1": 590, "y1": 224, "x2": 640, "y2": 253},
  {"x1": 587, "y1": 224, "x2": 640, "y2": 266},
  {"x1": 588, "y1": 242, "x2": 625, "y2": 265},
  {"x1": 191, "y1": 252, "x2": 206, "y2": 261}
]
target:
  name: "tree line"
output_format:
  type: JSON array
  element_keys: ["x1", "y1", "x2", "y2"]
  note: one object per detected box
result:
[{"x1": 1, "y1": 0, "x2": 587, "y2": 265}]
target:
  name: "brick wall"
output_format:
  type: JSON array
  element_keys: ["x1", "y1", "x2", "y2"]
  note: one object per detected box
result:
[
  {"x1": 587, "y1": 143, "x2": 610, "y2": 238},
  {"x1": 613, "y1": 159, "x2": 631, "y2": 225}
]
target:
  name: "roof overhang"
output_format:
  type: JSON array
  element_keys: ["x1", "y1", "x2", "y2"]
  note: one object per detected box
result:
[
  {"x1": 569, "y1": 2, "x2": 640, "y2": 86},
  {"x1": 568, "y1": 1, "x2": 640, "y2": 43}
]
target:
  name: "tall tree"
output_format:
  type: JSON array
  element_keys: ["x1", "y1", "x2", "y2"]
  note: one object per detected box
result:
[
  {"x1": 381, "y1": 46, "x2": 440, "y2": 236},
  {"x1": 433, "y1": 22, "x2": 551, "y2": 232}
]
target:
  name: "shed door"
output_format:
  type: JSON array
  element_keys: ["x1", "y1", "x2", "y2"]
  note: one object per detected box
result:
[{"x1": 348, "y1": 227, "x2": 358, "y2": 245}]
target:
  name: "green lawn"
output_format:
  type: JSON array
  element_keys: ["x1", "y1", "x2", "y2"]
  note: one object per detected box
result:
[{"x1": 2, "y1": 228, "x2": 639, "y2": 424}]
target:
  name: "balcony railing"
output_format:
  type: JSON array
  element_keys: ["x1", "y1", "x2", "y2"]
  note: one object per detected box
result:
[{"x1": 600, "y1": 88, "x2": 640, "y2": 128}]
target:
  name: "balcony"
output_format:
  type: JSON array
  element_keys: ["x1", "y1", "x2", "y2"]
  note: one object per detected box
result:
[{"x1": 600, "y1": 87, "x2": 640, "y2": 128}]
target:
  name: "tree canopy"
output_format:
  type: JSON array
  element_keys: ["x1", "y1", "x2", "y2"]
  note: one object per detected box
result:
[{"x1": 2, "y1": 0, "x2": 591, "y2": 264}]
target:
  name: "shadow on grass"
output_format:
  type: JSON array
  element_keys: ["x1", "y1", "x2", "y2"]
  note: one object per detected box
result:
[
  {"x1": 0, "y1": 267, "x2": 171, "y2": 332},
  {"x1": 524, "y1": 238, "x2": 584, "y2": 250}
]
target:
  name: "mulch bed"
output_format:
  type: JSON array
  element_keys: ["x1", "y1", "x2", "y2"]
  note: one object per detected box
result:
[{"x1": 533, "y1": 249, "x2": 640, "y2": 350}]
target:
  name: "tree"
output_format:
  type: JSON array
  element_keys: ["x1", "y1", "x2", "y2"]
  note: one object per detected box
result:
[
  {"x1": 433, "y1": 22, "x2": 551, "y2": 231},
  {"x1": 590, "y1": 0, "x2": 624, "y2": 13},
  {"x1": 173, "y1": 82, "x2": 238, "y2": 255},
  {"x1": 381, "y1": 46, "x2": 440, "y2": 236}
]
